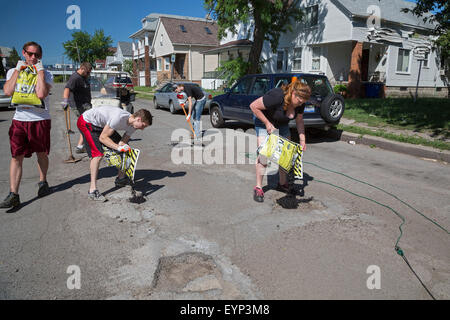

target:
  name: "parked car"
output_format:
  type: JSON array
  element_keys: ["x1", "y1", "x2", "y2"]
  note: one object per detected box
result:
[
  {"x1": 209, "y1": 73, "x2": 345, "y2": 131},
  {"x1": 104, "y1": 74, "x2": 134, "y2": 95},
  {"x1": 0, "y1": 79, "x2": 12, "y2": 108},
  {"x1": 153, "y1": 82, "x2": 212, "y2": 114}
]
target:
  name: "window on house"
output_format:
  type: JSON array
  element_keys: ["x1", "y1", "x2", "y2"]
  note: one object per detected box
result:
[
  {"x1": 164, "y1": 57, "x2": 170, "y2": 71},
  {"x1": 205, "y1": 27, "x2": 212, "y2": 35},
  {"x1": 293, "y1": 47, "x2": 302, "y2": 70},
  {"x1": 157, "y1": 58, "x2": 162, "y2": 71},
  {"x1": 304, "y1": 5, "x2": 319, "y2": 27},
  {"x1": 160, "y1": 34, "x2": 163, "y2": 46},
  {"x1": 180, "y1": 25, "x2": 187, "y2": 33},
  {"x1": 312, "y1": 47, "x2": 321, "y2": 71},
  {"x1": 277, "y1": 50, "x2": 285, "y2": 71},
  {"x1": 397, "y1": 48, "x2": 410, "y2": 73},
  {"x1": 422, "y1": 52, "x2": 429, "y2": 68}
]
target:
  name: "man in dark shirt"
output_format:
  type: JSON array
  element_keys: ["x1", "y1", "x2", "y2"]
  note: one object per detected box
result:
[
  {"x1": 175, "y1": 83, "x2": 206, "y2": 141},
  {"x1": 61, "y1": 62, "x2": 92, "y2": 153}
]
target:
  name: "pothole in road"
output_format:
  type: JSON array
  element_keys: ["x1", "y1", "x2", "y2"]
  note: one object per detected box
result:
[
  {"x1": 275, "y1": 196, "x2": 327, "y2": 210},
  {"x1": 151, "y1": 252, "x2": 223, "y2": 294}
]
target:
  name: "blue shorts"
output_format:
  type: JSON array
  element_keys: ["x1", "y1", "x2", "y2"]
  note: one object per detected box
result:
[{"x1": 253, "y1": 116, "x2": 290, "y2": 138}]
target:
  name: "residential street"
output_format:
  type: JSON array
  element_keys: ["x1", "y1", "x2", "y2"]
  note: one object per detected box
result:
[{"x1": 0, "y1": 83, "x2": 449, "y2": 300}]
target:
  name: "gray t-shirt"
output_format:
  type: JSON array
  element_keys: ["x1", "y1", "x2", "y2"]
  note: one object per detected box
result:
[
  {"x1": 82, "y1": 105, "x2": 136, "y2": 137},
  {"x1": 65, "y1": 72, "x2": 91, "y2": 109}
]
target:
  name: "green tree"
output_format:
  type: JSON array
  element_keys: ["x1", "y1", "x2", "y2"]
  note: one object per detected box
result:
[
  {"x1": 8, "y1": 47, "x2": 20, "y2": 68},
  {"x1": 205, "y1": 0, "x2": 303, "y2": 74},
  {"x1": 402, "y1": 0, "x2": 449, "y2": 66},
  {"x1": 0, "y1": 57, "x2": 5, "y2": 78},
  {"x1": 402, "y1": 0, "x2": 449, "y2": 33},
  {"x1": 123, "y1": 59, "x2": 134, "y2": 75},
  {"x1": 217, "y1": 57, "x2": 250, "y2": 86},
  {"x1": 63, "y1": 30, "x2": 113, "y2": 66}
]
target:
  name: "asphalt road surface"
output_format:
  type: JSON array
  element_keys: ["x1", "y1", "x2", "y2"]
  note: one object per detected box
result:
[{"x1": 0, "y1": 83, "x2": 448, "y2": 300}]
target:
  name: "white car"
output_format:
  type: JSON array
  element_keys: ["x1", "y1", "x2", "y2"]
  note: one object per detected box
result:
[
  {"x1": 153, "y1": 82, "x2": 211, "y2": 114},
  {"x1": 0, "y1": 79, "x2": 12, "y2": 108}
]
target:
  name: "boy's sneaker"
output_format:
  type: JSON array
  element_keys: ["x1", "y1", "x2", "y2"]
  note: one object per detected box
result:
[
  {"x1": 115, "y1": 176, "x2": 130, "y2": 188},
  {"x1": 37, "y1": 181, "x2": 50, "y2": 197},
  {"x1": 0, "y1": 192, "x2": 20, "y2": 209},
  {"x1": 75, "y1": 146, "x2": 86, "y2": 154},
  {"x1": 253, "y1": 187, "x2": 264, "y2": 203},
  {"x1": 88, "y1": 190, "x2": 106, "y2": 202}
]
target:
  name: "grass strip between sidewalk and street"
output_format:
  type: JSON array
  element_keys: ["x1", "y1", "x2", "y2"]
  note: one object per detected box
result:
[{"x1": 337, "y1": 124, "x2": 450, "y2": 151}]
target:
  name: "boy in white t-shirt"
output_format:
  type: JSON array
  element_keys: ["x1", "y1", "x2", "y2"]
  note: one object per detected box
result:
[
  {"x1": 77, "y1": 106, "x2": 152, "y2": 201},
  {"x1": 0, "y1": 41, "x2": 53, "y2": 209}
]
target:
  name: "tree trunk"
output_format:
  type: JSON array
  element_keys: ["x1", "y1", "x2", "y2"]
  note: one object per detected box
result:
[{"x1": 248, "y1": 14, "x2": 264, "y2": 75}]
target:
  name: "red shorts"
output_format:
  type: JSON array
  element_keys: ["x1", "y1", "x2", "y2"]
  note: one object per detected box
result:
[
  {"x1": 9, "y1": 119, "x2": 51, "y2": 158},
  {"x1": 77, "y1": 115, "x2": 121, "y2": 158}
]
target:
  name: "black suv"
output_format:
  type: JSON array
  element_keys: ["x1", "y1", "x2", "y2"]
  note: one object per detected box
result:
[{"x1": 209, "y1": 73, "x2": 345, "y2": 130}]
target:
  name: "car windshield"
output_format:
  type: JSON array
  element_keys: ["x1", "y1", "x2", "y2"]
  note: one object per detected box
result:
[
  {"x1": 0, "y1": 80, "x2": 5, "y2": 90},
  {"x1": 89, "y1": 77, "x2": 103, "y2": 92}
]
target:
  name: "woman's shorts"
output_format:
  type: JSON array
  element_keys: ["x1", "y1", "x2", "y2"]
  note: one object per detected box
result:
[
  {"x1": 253, "y1": 116, "x2": 290, "y2": 138},
  {"x1": 9, "y1": 119, "x2": 51, "y2": 158}
]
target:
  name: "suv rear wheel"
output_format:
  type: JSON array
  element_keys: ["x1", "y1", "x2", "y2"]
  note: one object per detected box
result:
[
  {"x1": 210, "y1": 105, "x2": 225, "y2": 128},
  {"x1": 320, "y1": 94, "x2": 345, "y2": 124}
]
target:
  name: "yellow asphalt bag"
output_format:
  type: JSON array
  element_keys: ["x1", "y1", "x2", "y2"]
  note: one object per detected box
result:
[
  {"x1": 257, "y1": 134, "x2": 303, "y2": 179},
  {"x1": 11, "y1": 65, "x2": 43, "y2": 107}
]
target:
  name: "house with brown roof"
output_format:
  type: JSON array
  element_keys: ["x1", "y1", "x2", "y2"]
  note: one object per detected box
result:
[
  {"x1": 129, "y1": 13, "x2": 219, "y2": 87},
  {"x1": 151, "y1": 16, "x2": 219, "y2": 85}
]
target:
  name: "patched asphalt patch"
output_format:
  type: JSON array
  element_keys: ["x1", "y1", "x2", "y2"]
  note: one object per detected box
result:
[{"x1": 151, "y1": 252, "x2": 223, "y2": 294}]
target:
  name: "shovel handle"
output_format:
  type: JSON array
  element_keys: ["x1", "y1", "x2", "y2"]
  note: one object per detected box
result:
[{"x1": 180, "y1": 103, "x2": 196, "y2": 138}]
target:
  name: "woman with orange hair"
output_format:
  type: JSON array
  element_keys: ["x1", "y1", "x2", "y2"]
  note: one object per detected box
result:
[{"x1": 250, "y1": 80, "x2": 311, "y2": 203}]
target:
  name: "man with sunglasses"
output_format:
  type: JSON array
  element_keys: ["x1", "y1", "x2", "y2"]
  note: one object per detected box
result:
[
  {"x1": 0, "y1": 41, "x2": 53, "y2": 209},
  {"x1": 62, "y1": 62, "x2": 93, "y2": 154}
]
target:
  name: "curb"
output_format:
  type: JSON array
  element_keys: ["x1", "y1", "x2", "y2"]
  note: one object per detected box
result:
[{"x1": 330, "y1": 129, "x2": 450, "y2": 163}]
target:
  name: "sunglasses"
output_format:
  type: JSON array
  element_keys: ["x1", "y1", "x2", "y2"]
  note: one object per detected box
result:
[{"x1": 24, "y1": 50, "x2": 41, "y2": 58}]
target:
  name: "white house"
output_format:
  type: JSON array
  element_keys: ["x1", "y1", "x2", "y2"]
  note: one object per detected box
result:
[
  {"x1": 107, "y1": 42, "x2": 133, "y2": 71},
  {"x1": 207, "y1": 0, "x2": 448, "y2": 98}
]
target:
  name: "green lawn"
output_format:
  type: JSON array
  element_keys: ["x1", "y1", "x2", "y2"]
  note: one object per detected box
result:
[
  {"x1": 341, "y1": 98, "x2": 450, "y2": 151},
  {"x1": 344, "y1": 98, "x2": 450, "y2": 135}
]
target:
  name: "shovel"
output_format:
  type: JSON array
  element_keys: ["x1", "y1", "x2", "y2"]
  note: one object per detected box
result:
[
  {"x1": 180, "y1": 103, "x2": 196, "y2": 139},
  {"x1": 63, "y1": 107, "x2": 81, "y2": 163}
]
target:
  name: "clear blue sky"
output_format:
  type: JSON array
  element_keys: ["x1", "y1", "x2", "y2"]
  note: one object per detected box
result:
[
  {"x1": 1, "y1": 0, "x2": 419, "y2": 66},
  {"x1": 0, "y1": 0, "x2": 210, "y2": 65}
]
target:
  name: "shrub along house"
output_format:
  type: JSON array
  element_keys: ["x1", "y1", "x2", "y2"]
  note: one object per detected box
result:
[{"x1": 207, "y1": 0, "x2": 448, "y2": 98}]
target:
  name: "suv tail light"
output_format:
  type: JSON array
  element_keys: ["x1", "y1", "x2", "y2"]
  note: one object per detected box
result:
[{"x1": 208, "y1": 94, "x2": 212, "y2": 99}]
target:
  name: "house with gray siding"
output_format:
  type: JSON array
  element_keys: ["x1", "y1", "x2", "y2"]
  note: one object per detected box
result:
[{"x1": 215, "y1": 0, "x2": 448, "y2": 98}]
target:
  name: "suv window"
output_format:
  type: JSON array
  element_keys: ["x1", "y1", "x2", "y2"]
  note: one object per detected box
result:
[
  {"x1": 0, "y1": 80, "x2": 5, "y2": 90},
  {"x1": 274, "y1": 75, "x2": 332, "y2": 97},
  {"x1": 231, "y1": 77, "x2": 253, "y2": 94},
  {"x1": 249, "y1": 77, "x2": 270, "y2": 95}
]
